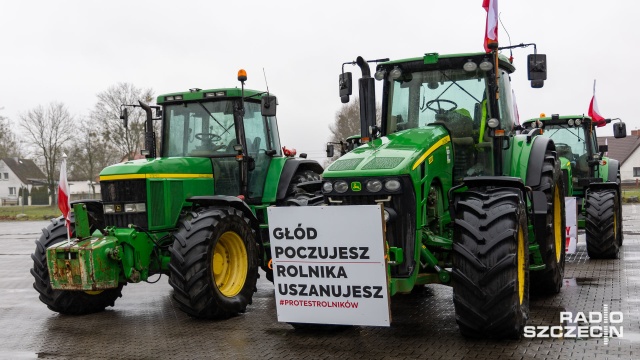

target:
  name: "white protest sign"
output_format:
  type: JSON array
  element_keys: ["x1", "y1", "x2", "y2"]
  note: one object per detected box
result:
[
  {"x1": 565, "y1": 197, "x2": 577, "y2": 254},
  {"x1": 267, "y1": 205, "x2": 390, "y2": 327}
]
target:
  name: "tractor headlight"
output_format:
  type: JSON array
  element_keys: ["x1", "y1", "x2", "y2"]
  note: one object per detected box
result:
[
  {"x1": 104, "y1": 204, "x2": 115, "y2": 213},
  {"x1": 389, "y1": 66, "x2": 403, "y2": 80},
  {"x1": 374, "y1": 69, "x2": 386, "y2": 81},
  {"x1": 125, "y1": 203, "x2": 146, "y2": 213},
  {"x1": 487, "y1": 118, "x2": 500, "y2": 128},
  {"x1": 463, "y1": 60, "x2": 477, "y2": 72},
  {"x1": 322, "y1": 181, "x2": 333, "y2": 193},
  {"x1": 575, "y1": 119, "x2": 582, "y2": 126},
  {"x1": 385, "y1": 179, "x2": 401, "y2": 192},
  {"x1": 366, "y1": 179, "x2": 383, "y2": 192},
  {"x1": 334, "y1": 180, "x2": 349, "y2": 193},
  {"x1": 479, "y1": 59, "x2": 493, "y2": 71}
]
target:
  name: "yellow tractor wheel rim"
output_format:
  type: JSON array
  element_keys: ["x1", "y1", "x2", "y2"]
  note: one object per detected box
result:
[
  {"x1": 212, "y1": 231, "x2": 247, "y2": 297},
  {"x1": 517, "y1": 226, "x2": 525, "y2": 305},
  {"x1": 553, "y1": 185, "x2": 563, "y2": 263}
]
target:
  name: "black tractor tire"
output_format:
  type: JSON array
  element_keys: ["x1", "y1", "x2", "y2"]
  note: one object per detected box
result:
[
  {"x1": 31, "y1": 215, "x2": 123, "y2": 315},
  {"x1": 585, "y1": 189, "x2": 620, "y2": 259},
  {"x1": 616, "y1": 183, "x2": 624, "y2": 247},
  {"x1": 286, "y1": 169, "x2": 321, "y2": 196},
  {"x1": 530, "y1": 153, "x2": 566, "y2": 295},
  {"x1": 169, "y1": 206, "x2": 258, "y2": 319},
  {"x1": 452, "y1": 187, "x2": 529, "y2": 339}
]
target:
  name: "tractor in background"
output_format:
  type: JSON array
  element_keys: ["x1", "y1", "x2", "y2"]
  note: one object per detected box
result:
[
  {"x1": 320, "y1": 47, "x2": 565, "y2": 338},
  {"x1": 31, "y1": 70, "x2": 323, "y2": 318},
  {"x1": 522, "y1": 114, "x2": 627, "y2": 258}
]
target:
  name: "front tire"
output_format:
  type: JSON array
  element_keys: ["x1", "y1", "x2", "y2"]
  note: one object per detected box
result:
[
  {"x1": 530, "y1": 153, "x2": 566, "y2": 294},
  {"x1": 31, "y1": 215, "x2": 123, "y2": 315},
  {"x1": 169, "y1": 206, "x2": 258, "y2": 319},
  {"x1": 452, "y1": 187, "x2": 529, "y2": 339},
  {"x1": 585, "y1": 189, "x2": 620, "y2": 259}
]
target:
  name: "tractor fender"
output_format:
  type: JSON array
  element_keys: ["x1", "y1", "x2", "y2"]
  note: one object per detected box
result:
[
  {"x1": 525, "y1": 136, "x2": 556, "y2": 188},
  {"x1": 276, "y1": 159, "x2": 324, "y2": 200},
  {"x1": 186, "y1": 195, "x2": 260, "y2": 235},
  {"x1": 604, "y1": 158, "x2": 620, "y2": 183}
]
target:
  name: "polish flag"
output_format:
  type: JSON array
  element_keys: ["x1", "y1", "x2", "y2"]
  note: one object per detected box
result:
[
  {"x1": 483, "y1": 0, "x2": 498, "y2": 52},
  {"x1": 58, "y1": 154, "x2": 71, "y2": 238},
  {"x1": 588, "y1": 80, "x2": 606, "y2": 127}
]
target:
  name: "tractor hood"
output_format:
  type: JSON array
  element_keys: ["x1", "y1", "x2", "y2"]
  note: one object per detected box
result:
[
  {"x1": 99, "y1": 157, "x2": 214, "y2": 180},
  {"x1": 324, "y1": 125, "x2": 450, "y2": 178}
]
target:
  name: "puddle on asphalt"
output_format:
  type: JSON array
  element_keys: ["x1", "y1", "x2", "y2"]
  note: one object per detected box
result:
[{"x1": 563, "y1": 277, "x2": 599, "y2": 287}]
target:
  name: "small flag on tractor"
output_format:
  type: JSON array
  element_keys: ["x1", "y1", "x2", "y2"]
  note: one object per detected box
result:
[
  {"x1": 483, "y1": 0, "x2": 498, "y2": 52},
  {"x1": 58, "y1": 154, "x2": 71, "y2": 239},
  {"x1": 588, "y1": 80, "x2": 607, "y2": 127}
]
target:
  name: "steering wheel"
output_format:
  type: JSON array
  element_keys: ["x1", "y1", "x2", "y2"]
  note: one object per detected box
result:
[
  {"x1": 195, "y1": 133, "x2": 222, "y2": 142},
  {"x1": 426, "y1": 99, "x2": 458, "y2": 114}
]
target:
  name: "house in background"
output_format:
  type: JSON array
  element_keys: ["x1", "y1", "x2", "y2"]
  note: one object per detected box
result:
[
  {"x1": 598, "y1": 130, "x2": 640, "y2": 184},
  {"x1": 0, "y1": 158, "x2": 48, "y2": 206}
]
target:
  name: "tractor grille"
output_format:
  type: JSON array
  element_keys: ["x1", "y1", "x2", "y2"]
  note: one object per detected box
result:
[
  {"x1": 101, "y1": 180, "x2": 148, "y2": 228},
  {"x1": 324, "y1": 177, "x2": 416, "y2": 277}
]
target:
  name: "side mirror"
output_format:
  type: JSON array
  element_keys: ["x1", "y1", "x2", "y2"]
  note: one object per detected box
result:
[
  {"x1": 326, "y1": 144, "x2": 334, "y2": 158},
  {"x1": 261, "y1": 95, "x2": 277, "y2": 117},
  {"x1": 613, "y1": 122, "x2": 627, "y2": 138},
  {"x1": 598, "y1": 144, "x2": 609, "y2": 153},
  {"x1": 528, "y1": 54, "x2": 547, "y2": 88},
  {"x1": 155, "y1": 107, "x2": 163, "y2": 119},
  {"x1": 339, "y1": 72, "x2": 352, "y2": 104},
  {"x1": 120, "y1": 108, "x2": 129, "y2": 128}
]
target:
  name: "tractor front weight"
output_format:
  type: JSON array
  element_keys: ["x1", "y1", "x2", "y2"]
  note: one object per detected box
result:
[{"x1": 46, "y1": 203, "x2": 159, "y2": 291}]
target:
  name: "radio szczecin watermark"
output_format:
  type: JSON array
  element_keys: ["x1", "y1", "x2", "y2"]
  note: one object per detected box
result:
[{"x1": 524, "y1": 305, "x2": 623, "y2": 345}]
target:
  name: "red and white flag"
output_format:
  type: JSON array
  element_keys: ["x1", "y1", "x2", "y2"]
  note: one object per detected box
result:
[
  {"x1": 483, "y1": 0, "x2": 498, "y2": 52},
  {"x1": 588, "y1": 80, "x2": 607, "y2": 127},
  {"x1": 58, "y1": 154, "x2": 71, "y2": 238}
]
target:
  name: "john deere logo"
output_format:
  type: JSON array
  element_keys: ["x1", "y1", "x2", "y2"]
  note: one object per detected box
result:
[
  {"x1": 115, "y1": 204, "x2": 122, "y2": 212},
  {"x1": 351, "y1": 181, "x2": 362, "y2": 192}
]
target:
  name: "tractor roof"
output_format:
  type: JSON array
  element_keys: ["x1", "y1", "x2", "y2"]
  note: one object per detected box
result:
[
  {"x1": 379, "y1": 52, "x2": 515, "y2": 73},
  {"x1": 157, "y1": 88, "x2": 268, "y2": 104}
]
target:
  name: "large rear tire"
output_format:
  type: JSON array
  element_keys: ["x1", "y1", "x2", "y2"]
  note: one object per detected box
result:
[
  {"x1": 585, "y1": 189, "x2": 620, "y2": 259},
  {"x1": 31, "y1": 214, "x2": 123, "y2": 315},
  {"x1": 452, "y1": 187, "x2": 529, "y2": 339},
  {"x1": 169, "y1": 206, "x2": 258, "y2": 319},
  {"x1": 530, "y1": 153, "x2": 566, "y2": 294}
]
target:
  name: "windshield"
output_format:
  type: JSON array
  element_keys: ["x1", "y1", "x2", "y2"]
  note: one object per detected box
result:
[
  {"x1": 386, "y1": 69, "x2": 489, "y2": 135},
  {"x1": 163, "y1": 100, "x2": 238, "y2": 157},
  {"x1": 543, "y1": 125, "x2": 588, "y2": 160}
]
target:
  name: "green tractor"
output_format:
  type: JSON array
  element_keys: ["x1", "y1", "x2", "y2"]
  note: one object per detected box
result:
[
  {"x1": 321, "y1": 49, "x2": 565, "y2": 338},
  {"x1": 522, "y1": 114, "x2": 627, "y2": 258},
  {"x1": 31, "y1": 70, "x2": 323, "y2": 318}
]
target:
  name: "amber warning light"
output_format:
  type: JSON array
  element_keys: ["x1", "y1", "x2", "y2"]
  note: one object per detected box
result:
[{"x1": 238, "y1": 69, "x2": 247, "y2": 82}]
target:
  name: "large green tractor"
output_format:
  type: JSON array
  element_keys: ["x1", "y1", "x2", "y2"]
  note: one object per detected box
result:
[
  {"x1": 522, "y1": 114, "x2": 627, "y2": 258},
  {"x1": 31, "y1": 70, "x2": 323, "y2": 318},
  {"x1": 321, "y1": 49, "x2": 565, "y2": 338}
]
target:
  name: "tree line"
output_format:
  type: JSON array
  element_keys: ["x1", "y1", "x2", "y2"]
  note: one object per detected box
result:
[{"x1": 0, "y1": 83, "x2": 154, "y2": 199}]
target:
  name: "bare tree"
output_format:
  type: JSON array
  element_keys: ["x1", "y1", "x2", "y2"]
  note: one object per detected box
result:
[
  {"x1": 91, "y1": 83, "x2": 154, "y2": 160},
  {"x1": 0, "y1": 111, "x2": 22, "y2": 159},
  {"x1": 327, "y1": 98, "x2": 381, "y2": 162},
  {"x1": 67, "y1": 118, "x2": 118, "y2": 196},
  {"x1": 20, "y1": 102, "x2": 75, "y2": 204}
]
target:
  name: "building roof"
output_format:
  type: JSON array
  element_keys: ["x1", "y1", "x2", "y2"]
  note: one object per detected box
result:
[
  {"x1": 1, "y1": 158, "x2": 47, "y2": 184},
  {"x1": 597, "y1": 135, "x2": 640, "y2": 165}
]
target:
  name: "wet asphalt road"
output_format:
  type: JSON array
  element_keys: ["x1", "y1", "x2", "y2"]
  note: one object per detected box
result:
[{"x1": 0, "y1": 206, "x2": 639, "y2": 359}]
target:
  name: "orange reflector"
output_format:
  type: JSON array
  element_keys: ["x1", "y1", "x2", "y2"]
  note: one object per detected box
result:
[
  {"x1": 495, "y1": 129, "x2": 505, "y2": 136},
  {"x1": 540, "y1": 113, "x2": 546, "y2": 118},
  {"x1": 236, "y1": 155, "x2": 244, "y2": 161},
  {"x1": 361, "y1": 137, "x2": 371, "y2": 143},
  {"x1": 237, "y1": 69, "x2": 247, "y2": 82},
  {"x1": 237, "y1": 194, "x2": 245, "y2": 201}
]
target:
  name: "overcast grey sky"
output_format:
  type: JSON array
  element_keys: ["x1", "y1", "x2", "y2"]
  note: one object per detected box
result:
[{"x1": 1, "y1": 0, "x2": 638, "y2": 164}]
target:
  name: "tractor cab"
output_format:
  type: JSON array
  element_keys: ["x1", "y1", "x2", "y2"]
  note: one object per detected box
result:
[
  {"x1": 157, "y1": 84, "x2": 282, "y2": 201},
  {"x1": 373, "y1": 53, "x2": 521, "y2": 182}
]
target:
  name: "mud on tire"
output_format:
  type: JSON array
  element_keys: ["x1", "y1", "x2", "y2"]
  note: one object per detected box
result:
[
  {"x1": 585, "y1": 189, "x2": 620, "y2": 259},
  {"x1": 530, "y1": 152, "x2": 566, "y2": 294},
  {"x1": 452, "y1": 187, "x2": 529, "y2": 339},
  {"x1": 169, "y1": 206, "x2": 258, "y2": 319},
  {"x1": 31, "y1": 215, "x2": 123, "y2": 315}
]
